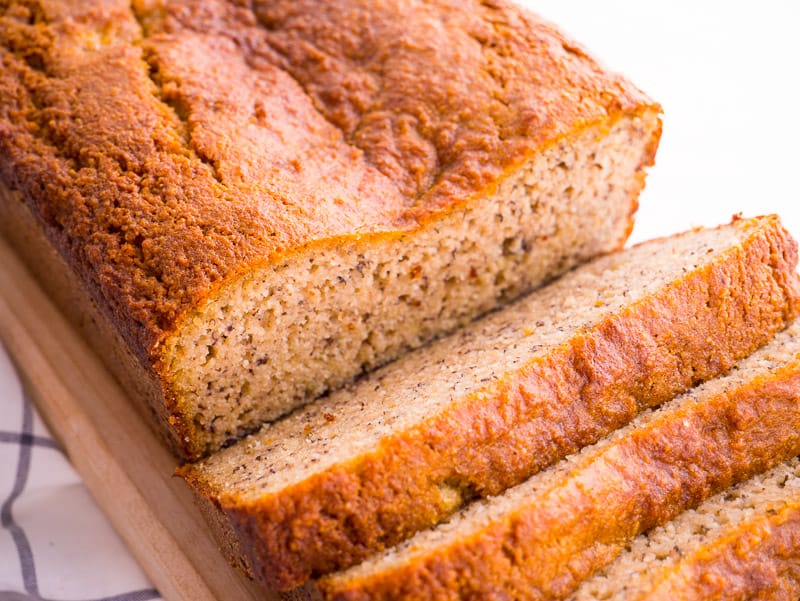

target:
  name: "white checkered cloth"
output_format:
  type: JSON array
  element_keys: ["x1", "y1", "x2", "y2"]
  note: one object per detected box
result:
[{"x1": 0, "y1": 342, "x2": 162, "y2": 601}]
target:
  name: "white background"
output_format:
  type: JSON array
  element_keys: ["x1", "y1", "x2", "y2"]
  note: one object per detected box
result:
[{"x1": 527, "y1": 0, "x2": 800, "y2": 243}]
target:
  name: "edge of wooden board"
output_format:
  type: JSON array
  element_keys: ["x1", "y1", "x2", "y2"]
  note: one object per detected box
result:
[{"x1": 0, "y1": 234, "x2": 272, "y2": 601}]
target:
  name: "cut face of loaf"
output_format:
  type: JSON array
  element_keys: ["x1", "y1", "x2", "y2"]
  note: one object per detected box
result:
[
  {"x1": 320, "y1": 318, "x2": 800, "y2": 601},
  {"x1": 0, "y1": 0, "x2": 660, "y2": 459},
  {"x1": 180, "y1": 215, "x2": 800, "y2": 590},
  {"x1": 571, "y1": 457, "x2": 800, "y2": 601},
  {"x1": 167, "y1": 113, "x2": 657, "y2": 458}
]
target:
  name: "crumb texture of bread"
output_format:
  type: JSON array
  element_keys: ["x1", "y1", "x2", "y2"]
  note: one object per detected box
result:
[
  {"x1": 319, "y1": 317, "x2": 800, "y2": 601},
  {"x1": 572, "y1": 458, "x2": 800, "y2": 601},
  {"x1": 180, "y1": 216, "x2": 800, "y2": 590},
  {"x1": 0, "y1": 0, "x2": 660, "y2": 458}
]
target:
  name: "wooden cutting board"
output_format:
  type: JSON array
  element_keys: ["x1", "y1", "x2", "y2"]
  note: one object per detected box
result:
[{"x1": 0, "y1": 235, "x2": 279, "y2": 600}]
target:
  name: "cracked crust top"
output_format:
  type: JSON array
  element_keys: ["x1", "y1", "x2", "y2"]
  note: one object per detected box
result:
[{"x1": 0, "y1": 0, "x2": 657, "y2": 367}]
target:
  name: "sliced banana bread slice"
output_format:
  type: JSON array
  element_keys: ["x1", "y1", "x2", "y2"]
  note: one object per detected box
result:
[
  {"x1": 572, "y1": 458, "x2": 800, "y2": 601},
  {"x1": 180, "y1": 215, "x2": 800, "y2": 590},
  {"x1": 320, "y1": 318, "x2": 800, "y2": 601}
]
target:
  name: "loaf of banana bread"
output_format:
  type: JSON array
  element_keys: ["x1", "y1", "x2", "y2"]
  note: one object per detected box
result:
[{"x1": 0, "y1": 0, "x2": 660, "y2": 459}]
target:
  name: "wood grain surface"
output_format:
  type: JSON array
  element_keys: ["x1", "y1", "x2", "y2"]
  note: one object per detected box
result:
[{"x1": 0, "y1": 234, "x2": 275, "y2": 601}]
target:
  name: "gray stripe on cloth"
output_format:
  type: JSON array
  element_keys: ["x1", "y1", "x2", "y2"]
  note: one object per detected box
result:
[
  {"x1": 0, "y1": 589, "x2": 160, "y2": 601},
  {"x1": 0, "y1": 392, "x2": 161, "y2": 601},
  {"x1": 1, "y1": 393, "x2": 38, "y2": 595},
  {"x1": 0, "y1": 432, "x2": 61, "y2": 451}
]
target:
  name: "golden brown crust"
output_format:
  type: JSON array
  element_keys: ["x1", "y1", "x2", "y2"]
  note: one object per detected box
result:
[
  {"x1": 140, "y1": 0, "x2": 656, "y2": 207},
  {"x1": 646, "y1": 503, "x2": 800, "y2": 601},
  {"x1": 0, "y1": 0, "x2": 659, "y2": 368},
  {"x1": 0, "y1": 183, "x2": 193, "y2": 454},
  {"x1": 180, "y1": 216, "x2": 800, "y2": 590},
  {"x1": 319, "y1": 358, "x2": 800, "y2": 601}
]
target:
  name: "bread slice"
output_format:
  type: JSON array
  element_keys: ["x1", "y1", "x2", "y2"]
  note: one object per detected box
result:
[
  {"x1": 179, "y1": 215, "x2": 800, "y2": 590},
  {"x1": 0, "y1": 0, "x2": 660, "y2": 459},
  {"x1": 319, "y1": 317, "x2": 800, "y2": 601},
  {"x1": 571, "y1": 458, "x2": 800, "y2": 600}
]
